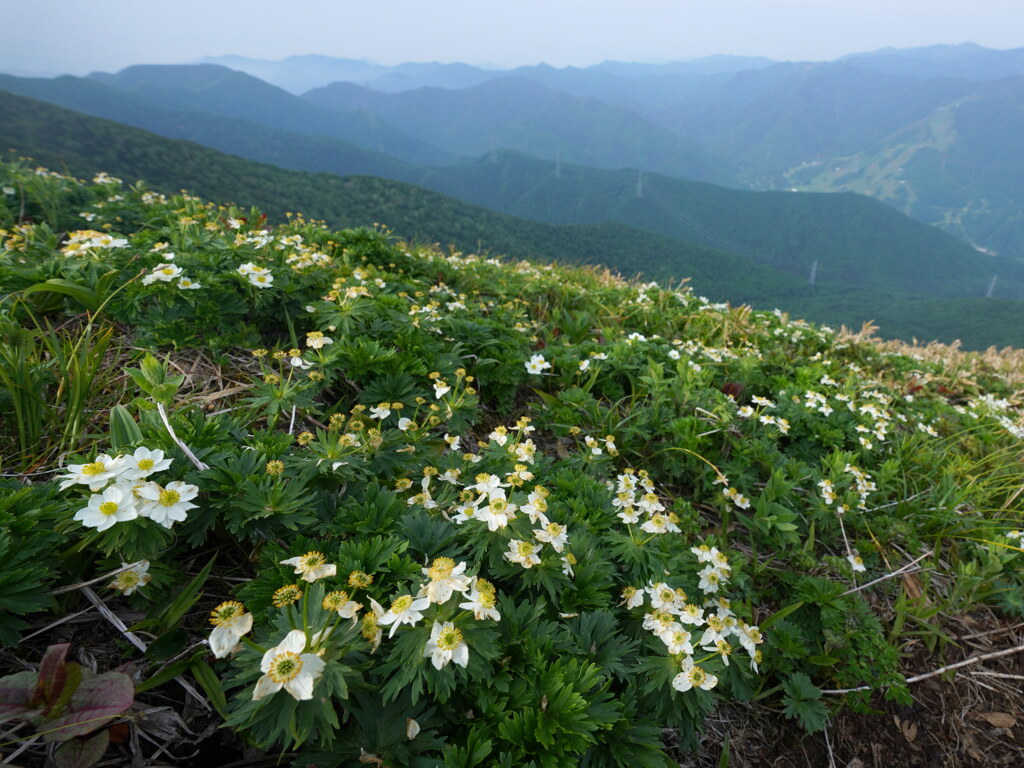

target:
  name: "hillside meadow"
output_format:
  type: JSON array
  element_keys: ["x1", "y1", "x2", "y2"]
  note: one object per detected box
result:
[{"x1": 0, "y1": 161, "x2": 1022, "y2": 766}]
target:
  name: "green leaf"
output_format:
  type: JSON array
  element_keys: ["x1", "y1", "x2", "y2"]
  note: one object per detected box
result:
[
  {"x1": 156, "y1": 556, "x2": 215, "y2": 634},
  {"x1": 108, "y1": 405, "x2": 143, "y2": 452},
  {"x1": 781, "y1": 672, "x2": 828, "y2": 733},
  {"x1": 133, "y1": 658, "x2": 193, "y2": 695},
  {"x1": 189, "y1": 660, "x2": 228, "y2": 718},
  {"x1": 759, "y1": 601, "x2": 804, "y2": 631},
  {"x1": 145, "y1": 628, "x2": 189, "y2": 661},
  {"x1": 22, "y1": 280, "x2": 98, "y2": 312}
]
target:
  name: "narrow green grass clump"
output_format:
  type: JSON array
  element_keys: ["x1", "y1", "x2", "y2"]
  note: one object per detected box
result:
[{"x1": 0, "y1": 160, "x2": 1022, "y2": 767}]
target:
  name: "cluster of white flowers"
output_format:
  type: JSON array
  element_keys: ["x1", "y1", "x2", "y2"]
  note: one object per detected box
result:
[
  {"x1": 611, "y1": 470, "x2": 680, "y2": 534},
  {"x1": 61, "y1": 229, "x2": 129, "y2": 256},
  {"x1": 59, "y1": 447, "x2": 198, "y2": 531},
  {"x1": 582, "y1": 434, "x2": 618, "y2": 457},
  {"x1": 622, "y1": 546, "x2": 764, "y2": 694},
  {"x1": 279, "y1": 233, "x2": 332, "y2": 271},
  {"x1": 141, "y1": 262, "x2": 201, "y2": 289},
  {"x1": 237, "y1": 261, "x2": 274, "y2": 288},
  {"x1": 965, "y1": 394, "x2": 1024, "y2": 440},
  {"x1": 818, "y1": 464, "x2": 878, "y2": 574}
]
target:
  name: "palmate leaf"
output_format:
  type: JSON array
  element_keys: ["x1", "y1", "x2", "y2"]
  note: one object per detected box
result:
[
  {"x1": 556, "y1": 611, "x2": 638, "y2": 682},
  {"x1": 781, "y1": 672, "x2": 828, "y2": 733}
]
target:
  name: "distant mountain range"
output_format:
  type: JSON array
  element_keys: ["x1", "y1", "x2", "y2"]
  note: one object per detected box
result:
[{"x1": 186, "y1": 44, "x2": 1024, "y2": 260}]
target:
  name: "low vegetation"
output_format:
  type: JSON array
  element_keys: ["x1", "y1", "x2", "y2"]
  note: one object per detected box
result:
[{"x1": 0, "y1": 161, "x2": 1021, "y2": 766}]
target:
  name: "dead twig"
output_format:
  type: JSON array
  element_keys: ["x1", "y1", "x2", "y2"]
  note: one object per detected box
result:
[
  {"x1": 839, "y1": 551, "x2": 932, "y2": 597},
  {"x1": 822, "y1": 642, "x2": 1024, "y2": 694}
]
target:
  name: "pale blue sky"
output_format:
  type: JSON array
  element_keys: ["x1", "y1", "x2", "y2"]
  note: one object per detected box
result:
[{"x1": 2, "y1": 0, "x2": 1022, "y2": 76}]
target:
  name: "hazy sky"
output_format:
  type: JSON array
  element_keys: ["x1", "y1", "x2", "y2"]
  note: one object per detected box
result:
[{"x1": 2, "y1": 0, "x2": 1022, "y2": 75}]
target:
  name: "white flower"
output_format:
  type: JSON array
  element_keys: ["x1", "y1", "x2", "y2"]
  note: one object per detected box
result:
[
  {"x1": 398, "y1": 417, "x2": 414, "y2": 431},
  {"x1": 280, "y1": 551, "x2": 337, "y2": 582},
  {"x1": 306, "y1": 331, "x2": 333, "y2": 349},
  {"x1": 671, "y1": 658, "x2": 718, "y2": 693},
  {"x1": 697, "y1": 565, "x2": 727, "y2": 593},
  {"x1": 73, "y1": 484, "x2": 138, "y2": 531},
  {"x1": 289, "y1": 354, "x2": 313, "y2": 369},
  {"x1": 505, "y1": 539, "x2": 541, "y2": 569},
  {"x1": 524, "y1": 353, "x2": 551, "y2": 374},
  {"x1": 247, "y1": 271, "x2": 274, "y2": 288},
  {"x1": 109, "y1": 560, "x2": 151, "y2": 595},
  {"x1": 459, "y1": 581, "x2": 501, "y2": 621},
  {"x1": 621, "y1": 586, "x2": 644, "y2": 609},
  {"x1": 477, "y1": 497, "x2": 517, "y2": 531},
  {"x1": 378, "y1": 594, "x2": 431, "y2": 638},
  {"x1": 420, "y1": 558, "x2": 472, "y2": 604},
  {"x1": 369, "y1": 404, "x2": 391, "y2": 420},
  {"x1": 142, "y1": 263, "x2": 183, "y2": 285},
  {"x1": 533, "y1": 522, "x2": 568, "y2": 553},
  {"x1": 847, "y1": 553, "x2": 867, "y2": 573},
  {"x1": 119, "y1": 446, "x2": 172, "y2": 481},
  {"x1": 137, "y1": 480, "x2": 198, "y2": 528},
  {"x1": 59, "y1": 453, "x2": 127, "y2": 491},
  {"x1": 433, "y1": 381, "x2": 451, "y2": 398},
  {"x1": 252, "y1": 630, "x2": 325, "y2": 701},
  {"x1": 178, "y1": 277, "x2": 202, "y2": 290},
  {"x1": 208, "y1": 601, "x2": 253, "y2": 658},
  {"x1": 423, "y1": 621, "x2": 469, "y2": 670}
]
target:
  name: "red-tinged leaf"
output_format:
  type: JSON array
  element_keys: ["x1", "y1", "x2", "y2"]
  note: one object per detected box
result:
[
  {"x1": 53, "y1": 729, "x2": 110, "y2": 768},
  {"x1": 0, "y1": 670, "x2": 37, "y2": 725},
  {"x1": 48, "y1": 662, "x2": 83, "y2": 719},
  {"x1": 34, "y1": 643, "x2": 70, "y2": 709},
  {"x1": 45, "y1": 672, "x2": 133, "y2": 743}
]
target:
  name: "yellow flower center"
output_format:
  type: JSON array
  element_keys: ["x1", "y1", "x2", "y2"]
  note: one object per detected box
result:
[
  {"x1": 210, "y1": 601, "x2": 244, "y2": 626},
  {"x1": 82, "y1": 461, "x2": 106, "y2": 476},
  {"x1": 117, "y1": 572, "x2": 140, "y2": 589},
  {"x1": 361, "y1": 612, "x2": 379, "y2": 641},
  {"x1": 268, "y1": 651, "x2": 303, "y2": 683},
  {"x1": 99, "y1": 501, "x2": 119, "y2": 515},
  {"x1": 158, "y1": 488, "x2": 180, "y2": 506},
  {"x1": 689, "y1": 666, "x2": 707, "y2": 686},
  {"x1": 301, "y1": 552, "x2": 326, "y2": 569},
  {"x1": 348, "y1": 571, "x2": 373, "y2": 588},
  {"x1": 436, "y1": 626, "x2": 464, "y2": 651},
  {"x1": 322, "y1": 590, "x2": 349, "y2": 611},
  {"x1": 137, "y1": 458, "x2": 154, "y2": 470},
  {"x1": 390, "y1": 595, "x2": 413, "y2": 613},
  {"x1": 272, "y1": 585, "x2": 302, "y2": 607},
  {"x1": 427, "y1": 557, "x2": 455, "y2": 580},
  {"x1": 516, "y1": 541, "x2": 535, "y2": 556}
]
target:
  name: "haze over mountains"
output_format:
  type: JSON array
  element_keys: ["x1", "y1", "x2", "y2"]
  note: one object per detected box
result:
[{"x1": 2, "y1": 42, "x2": 1024, "y2": 347}]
